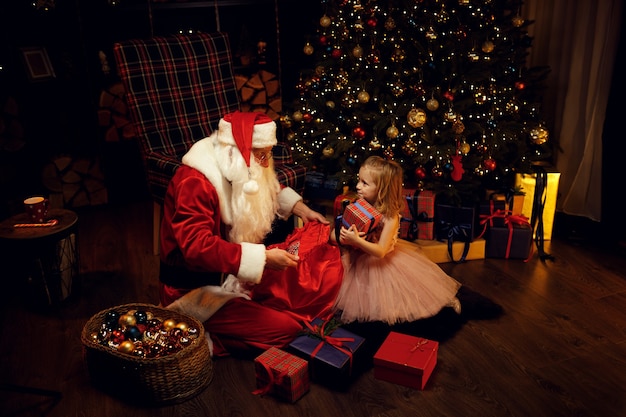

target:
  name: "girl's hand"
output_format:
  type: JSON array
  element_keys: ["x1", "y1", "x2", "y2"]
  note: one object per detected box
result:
[{"x1": 339, "y1": 224, "x2": 365, "y2": 246}]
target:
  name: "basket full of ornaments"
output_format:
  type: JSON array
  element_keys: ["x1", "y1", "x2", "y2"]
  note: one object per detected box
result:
[{"x1": 81, "y1": 303, "x2": 212, "y2": 405}]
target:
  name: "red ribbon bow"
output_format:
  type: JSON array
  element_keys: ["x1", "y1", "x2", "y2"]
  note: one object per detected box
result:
[
  {"x1": 304, "y1": 320, "x2": 356, "y2": 373},
  {"x1": 252, "y1": 360, "x2": 288, "y2": 396}
]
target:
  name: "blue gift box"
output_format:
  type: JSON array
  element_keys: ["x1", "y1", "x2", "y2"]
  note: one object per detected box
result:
[{"x1": 288, "y1": 318, "x2": 365, "y2": 389}]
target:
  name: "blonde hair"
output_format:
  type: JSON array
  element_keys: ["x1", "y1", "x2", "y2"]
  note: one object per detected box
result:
[{"x1": 361, "y1": 156, "x2": 404, "y2": 218}]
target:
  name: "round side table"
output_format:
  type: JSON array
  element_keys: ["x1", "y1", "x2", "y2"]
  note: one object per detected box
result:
[{"x1": 0, "y1": 208, "x2": 79, "y2": 308}]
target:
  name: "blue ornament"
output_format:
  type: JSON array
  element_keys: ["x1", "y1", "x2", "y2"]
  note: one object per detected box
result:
[{"x1": 125, "y1": 326, "x2": 142, "y2": 341}]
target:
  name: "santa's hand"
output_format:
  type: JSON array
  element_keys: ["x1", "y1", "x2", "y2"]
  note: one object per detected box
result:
[
  {"x1": 292, "y1": 201, "x2": 330, "y2": 224},
  {"x1": 265, "y1": 248, "x2": 299, "y2": 270}
]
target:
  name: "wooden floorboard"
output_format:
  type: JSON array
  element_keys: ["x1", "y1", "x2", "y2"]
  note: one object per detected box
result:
[{"x1": 1, "y1": 198, "x2": 625, "y2": 417}]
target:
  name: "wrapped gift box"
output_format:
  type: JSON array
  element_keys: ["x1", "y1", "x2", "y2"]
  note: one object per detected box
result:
[
  {"x1": 435, "y1": 204, "x2": 477, "y2": 242},
  {"x1": 333, "y1": 189, "x2": 358, "y2": 217},
  {"x1": 487, "y1": 192, "x2": 526, "y2": 216},
  {"x1": 253, "y1": 347, "x2": 310, "y2": 403},
  {"x1": 414, "y1": 238, "x2": 485, "y2": 264},
  {"x1": 341, "y1": 198, "x2": 383, "y2": 234},
  {"x1": 485, "y1": 221, "x2": 533, "y2": 260},
  {"x1": 304, "y1": 172, "x2": 342, "y2": 201},
  {"x1": 479, "y1": 200, "x2": 507, "y2": 228},
  {"x1": 515, "y1": 170, "x2": 560, "y2": 240},
  {"x1": 400, "y1": 189, "x2": 436, "y2": 241},
  {"x1": 373, "y1": 332, "x2": 438, "y2": 390},
  {"x1": 288, "y1": 318, "x2": 365, "y2": 389}
]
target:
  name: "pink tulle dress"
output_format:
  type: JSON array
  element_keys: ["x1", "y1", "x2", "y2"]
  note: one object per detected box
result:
[{"x1": 333, "y1": 216, "x2": 461, "y2": 325}]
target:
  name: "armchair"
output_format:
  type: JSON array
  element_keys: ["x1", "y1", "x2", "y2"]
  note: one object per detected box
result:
[{"x1": 113, "y1": 32, "x2": 305, "y2": 254}]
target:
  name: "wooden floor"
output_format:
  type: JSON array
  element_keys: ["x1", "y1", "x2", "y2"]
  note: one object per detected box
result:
[{"x1": 1, "y1": 198, "x2": 626, "y2": 417}]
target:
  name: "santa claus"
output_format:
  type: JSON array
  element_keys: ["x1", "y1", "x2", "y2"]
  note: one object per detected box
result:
[{"x1": 159, "y1": 111, "x2": 343, "y2": 358}]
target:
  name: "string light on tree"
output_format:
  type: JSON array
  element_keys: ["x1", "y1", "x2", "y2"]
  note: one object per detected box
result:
[{"x1": 284, "y1": 0, "x2": 551, "y2": 199}]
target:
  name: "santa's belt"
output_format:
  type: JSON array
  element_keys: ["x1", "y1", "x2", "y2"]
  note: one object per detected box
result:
[{"x1": 159, "y1": 262, "x2": 223, "y2": 289}]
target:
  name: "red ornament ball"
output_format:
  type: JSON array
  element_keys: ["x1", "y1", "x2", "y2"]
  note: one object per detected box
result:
[
  {"x1": 415, "y1": 167, "x2": 427, "y2": 179},
  {"x1": 483, "y1": 158, "x2": 497, "y2": 171},
  {"x1": 331, "y1": 49, "x2": 342, "y2": 59},
  {"x1": 443, "y1": 91, "x2": 455, "y2": 101},
  {"x1": 352, "y1": 126, "x2": 366, "y2": 139}
]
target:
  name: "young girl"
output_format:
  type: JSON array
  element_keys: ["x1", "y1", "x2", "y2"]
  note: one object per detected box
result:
[{"x1": 331, "y1": 156, "x2": 462, "y2": 325}]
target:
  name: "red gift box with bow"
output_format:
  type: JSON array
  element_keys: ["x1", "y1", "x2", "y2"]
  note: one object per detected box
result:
[
  {"x1": 341, "y1": 198, "x2": 383, "y2": 234},
  {"x1": 253, "y1": 347, "x2": 310, "y2": 403},
  {"x1": 373, "y1": 332, "x2": 438, "y2": 390}
]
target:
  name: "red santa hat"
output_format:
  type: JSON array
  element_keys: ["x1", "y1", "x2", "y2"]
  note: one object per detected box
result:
[{"x1": 217, "y1": 111, "x2": 277, "y2": 194}]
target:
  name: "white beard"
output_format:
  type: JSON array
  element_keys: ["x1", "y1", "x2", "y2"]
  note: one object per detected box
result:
[{"x1": 216, "y1": 145, "x2": 281, "y2": 243}]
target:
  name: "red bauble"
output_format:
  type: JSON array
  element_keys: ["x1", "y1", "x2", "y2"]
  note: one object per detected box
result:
[
  {"x1": 318, "y1": 35, "x2": 328, "y2": 45},
  {"x1": 483, "y1": 158, "x2": 497, "y2": 171},
  {"x1": 331, "y1": 49, "x2": 342, "y2": 59},
  {"x1": 367, "y1": 17, "x2": 377, "y2": 27},
  {"x1": 302, "y1": 112, "x2": 313, "y2": 123},
  {"x1": 443, "y1": 90, "x2": 455, "y2": 101},
  {"x1": 515, "y1": 81, "x2": 526, "y2": 90},
  {"x1": 415, "y1": 167, "x2": 427, "y2": 179},
  {"x1": 352, "y1": 126, "x2": 366, "y2": 139}
]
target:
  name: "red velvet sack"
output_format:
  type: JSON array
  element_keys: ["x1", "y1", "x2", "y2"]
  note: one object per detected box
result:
[{"x1": 250, "y1": 221, "x2": 343, "y2": 324}]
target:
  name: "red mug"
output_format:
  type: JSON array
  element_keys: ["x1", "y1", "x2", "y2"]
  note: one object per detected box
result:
[{"x1": 24, "y1": 196, "x2": 50, "y2": 223}]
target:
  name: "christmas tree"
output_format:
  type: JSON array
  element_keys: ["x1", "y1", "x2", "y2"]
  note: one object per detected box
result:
[{"x1": 282, "y1": 0, "x2": 551, "y2": 204}]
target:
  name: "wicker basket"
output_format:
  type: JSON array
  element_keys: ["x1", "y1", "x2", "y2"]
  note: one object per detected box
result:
[{"x1": 81, "y1": 303, "x2": 213, "y2": 405}]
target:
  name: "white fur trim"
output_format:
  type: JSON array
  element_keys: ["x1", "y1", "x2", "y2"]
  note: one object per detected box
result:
[
  {"x1": 277, "y1": 187, "x2": 303, "y2": 219},
  {"x1": 237, "y1": 242, "x2": 266, "y2": 283},
  {"x1": 216, "y1": 116, "x2": 277, "y2": 148},
  {"x1": 182, "y1": 135, "x2": 234, "y2": 225},
  {"x1": 166, "y1": 285, "x2": 248, "y2": 323}
]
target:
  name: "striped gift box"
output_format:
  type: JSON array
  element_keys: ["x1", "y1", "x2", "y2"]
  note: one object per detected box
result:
[
  {"x1": 341, "y1": 198, "x2": 383, "y2": 234},
  {"x1": 253, "y1": 347, "x2": 309, "y2": 403}
]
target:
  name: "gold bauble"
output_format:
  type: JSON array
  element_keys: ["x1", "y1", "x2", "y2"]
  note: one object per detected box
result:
[
  {"x1": 119, "y1": 314, "x2": 137, "y2": 327},
  {"x1": 386, "y1": 125, "x2": 399, "y2": 139},
  {"x1": 482, "y1": 40, "x2": 495, "y2": 53},
  {"x1": 426, "y1": 98, "x2": 440, "y2": 111},
  {"x1": 512, "y1": 15, "x2": 524, "y2": 27},
  {"x1": 320, "y1": 15, "x2": 331, "y2": 28},
  {"x1": 460, "y1": 142, "x2": 471, "y2": 155},
  {"x1": 530, "y1": 126, "x2": 549, "y2": 145},
  {"x1": 175, "y1": 322, "x2": 189, "y2": 331},
  {"x1": 352, "y1": 45, "x2": 363, "y2": 58},
  {"x1": 303, "y1": 43, "x2": 314, "y2": 56},
  {"x1": 162, "y1": 318, "x2": 177, "y2": 331},
  {"x1": 292, "y1": 110, "x2": 303, "y2": 122},
  {"x1": 407, "y1": 108, "x2": 427, "y2": 128},
  {"x1": 118, "y1": 340, "x2": 135, "y2": 354},
  {"x1": 322, "y1": 146, "x2": 335, "y2": 157},
  {"x1": 357, "y1": 90, "x2": 370, "y2": 103}
]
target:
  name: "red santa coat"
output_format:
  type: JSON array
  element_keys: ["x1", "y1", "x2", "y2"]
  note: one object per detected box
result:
[{"x1": 158, "y1": 137, "x2": 343, "y2": 356}]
